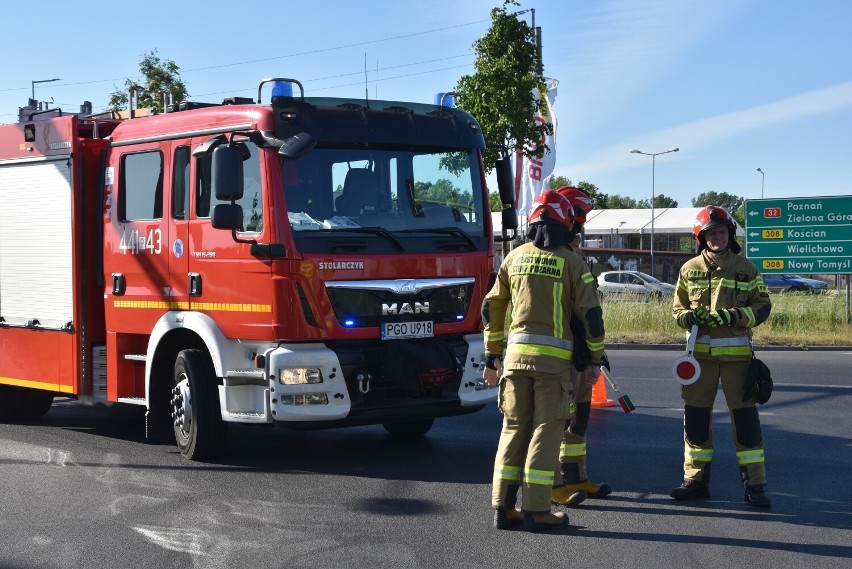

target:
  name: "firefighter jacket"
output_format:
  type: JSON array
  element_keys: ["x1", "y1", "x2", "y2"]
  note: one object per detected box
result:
[
  {"x1": 483, "y1": 242, "x2": 605, "y2": 375},
  {"x1": 568, "y1": 236, "x2": 586, "y2": 260},
  {"x1": 672, "y1": 249, "x2": 771, "y2": 361}
]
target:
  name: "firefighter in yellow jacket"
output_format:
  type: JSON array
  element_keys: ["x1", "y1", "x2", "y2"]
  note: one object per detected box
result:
[
  {"x1": 671, "y1": 205, "x2": 772, "y2": 507},
  {"x1": 551, "y1": 186, "x2": 613, "y2": 507},
  {"x1": 483, "y1": 190, "x2": 605, "y2": 531}
]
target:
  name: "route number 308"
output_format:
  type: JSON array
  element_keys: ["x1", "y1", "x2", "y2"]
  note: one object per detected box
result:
[{"x1": 120, "y1": 227, "x2": 163, "y2": 255}]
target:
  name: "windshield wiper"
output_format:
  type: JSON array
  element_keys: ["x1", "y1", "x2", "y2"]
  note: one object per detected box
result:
[
  {"x1": 399, "y1": 227, "x2": 478, "y2": 250},
  {"x1": 331, "y1": 227, "x2": 405, "y2": 251}
]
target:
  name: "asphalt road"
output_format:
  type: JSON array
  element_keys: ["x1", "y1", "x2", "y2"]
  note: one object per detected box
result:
[{"x1": 1, "y1": 348, "x2": 850, "y2": 569}]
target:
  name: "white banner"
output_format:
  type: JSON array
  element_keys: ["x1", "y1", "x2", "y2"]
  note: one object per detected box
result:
[{"x1": 515, "y1": 77, "x2": 558, "y2": 217}]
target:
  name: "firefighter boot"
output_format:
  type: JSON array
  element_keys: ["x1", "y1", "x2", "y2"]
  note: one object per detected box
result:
[
  {"x1": 744, "y1": 485, "x2": 771, "y2": 507},
  {"x1": 551, "y1": 486, "x2": 588, "y2": 507},
  {"x1": 523, "y1": 510, "x2": 568, "y2": 532},
  {"x1": 670, "y1": 479, "x2": 709, "y2": 500},
  {"x1": 553, "y1": 463, "x2": 608, "y2": 505},
  {"x1": 494, "y1": 484, "x2": 524, "y2": 529},
  {"x1": 671, "y1": 463, "x2": 711, "y2": 500},
  {"x1": 741, "y1": 468, "x2": 771, "y2": 508},
  {"x1": 494, "y1": 508, "x2": 524, "y2": 529}
]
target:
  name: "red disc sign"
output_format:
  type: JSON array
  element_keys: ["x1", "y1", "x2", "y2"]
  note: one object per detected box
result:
[
  {"x1": 676, "y1": 360, "x2": 697, "y2": 379},
  {"x1": 671, "y1": 355, "x2": 701, "y2": 385}
]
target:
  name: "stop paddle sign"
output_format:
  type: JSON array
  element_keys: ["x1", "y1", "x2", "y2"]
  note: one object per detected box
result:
[{"x1": 672, "y1": 325, "x2": 701, "y2": 386}]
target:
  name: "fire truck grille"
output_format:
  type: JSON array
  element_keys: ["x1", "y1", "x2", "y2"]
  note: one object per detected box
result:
[{"x1": 326, "y1": 280, "x2": 474, "y2": 328}]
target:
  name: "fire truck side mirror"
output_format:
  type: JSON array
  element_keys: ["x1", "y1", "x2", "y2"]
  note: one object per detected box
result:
[
  {"x1": 495, "y1": 156, "x2": 514, "y2": 206},
  {"x1": 278, "y1": 132, "x2": 316, "y2": 160},
  {"x1": 212, "y1": 203, "x2": 244, "y2": 231},
  {"x1": 501, "y1": 206, "x2": 518, "y2": 232},
  {"x1": 211, "y1": 144, "x2": 244, "y2": 201}
]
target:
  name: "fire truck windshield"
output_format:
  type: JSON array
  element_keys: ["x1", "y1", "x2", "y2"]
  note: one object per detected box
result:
[{"x1": 281, "y1": 146, "x2": 490, "y2": 253}]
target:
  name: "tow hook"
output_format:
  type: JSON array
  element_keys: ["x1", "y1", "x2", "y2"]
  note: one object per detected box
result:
[{"x1": 356, "y1": 371, "x2": 372, "y2": 394}]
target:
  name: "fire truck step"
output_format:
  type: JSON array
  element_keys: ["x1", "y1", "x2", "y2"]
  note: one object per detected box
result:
[
  {"x1": 124, "y1": 354, "x2": 147, "y2": 361},
  {"x1": 117, "y1": 397, "x2": 146, "y2": 405}
]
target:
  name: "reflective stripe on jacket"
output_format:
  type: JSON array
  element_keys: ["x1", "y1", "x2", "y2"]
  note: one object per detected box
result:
[
  {"x1": 693, "y1": 334, "x2": 752, "y2": 358},
  {"x1": 672, "y1": 249, "x2": 771, "y2": 362},
  {"x1": 483, "y1": 241, "x2": 604, "y2": 375}
]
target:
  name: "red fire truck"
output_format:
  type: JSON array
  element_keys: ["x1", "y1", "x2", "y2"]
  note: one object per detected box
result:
[{"x1": 0, "y1": 78, "x2": 517, "y2": 459}]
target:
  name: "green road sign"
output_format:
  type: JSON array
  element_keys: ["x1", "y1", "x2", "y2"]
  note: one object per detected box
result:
[{"x1": 744, "y1": 195, "x2": 852, "y2": 274}]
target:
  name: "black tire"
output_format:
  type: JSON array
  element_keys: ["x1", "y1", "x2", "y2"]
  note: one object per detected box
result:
[
  {"x1": 0, "y1": 386, "x2": 53, "y2": 423},
  {"x1": 382, "y1": 418, "x2": 435, "y2": 438},
  {"x1": 20, "y1": 390, "x2": 54, "y2": 420},
  {"x1": 0, "y1": 385, "x2": 21, "y2": 422},
  {"x1": 171, "y1": 349, "x2": 226, "y2": 460}
]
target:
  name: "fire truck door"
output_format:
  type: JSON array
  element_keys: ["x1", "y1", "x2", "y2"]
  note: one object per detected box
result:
[
  {"x1": 104, "y1": 144, "x2": 176, "y2": 336},
  {"x1": 187, "y1": 138, "x2": 272, "y2": 335},
  {"x1": 167, "y1": 142, "x2": 192, "y2": 309}
]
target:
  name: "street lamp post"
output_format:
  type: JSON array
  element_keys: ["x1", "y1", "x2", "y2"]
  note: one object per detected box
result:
[
  {"x1": 756, "y1": 168, "x2": 765, "y2": 199},
  {"x1": 629, "y1": 147, "x2": 679, "y2": 278},
  {"x1": 31, "y1": 78, "x2": 61, "y2": 104}
]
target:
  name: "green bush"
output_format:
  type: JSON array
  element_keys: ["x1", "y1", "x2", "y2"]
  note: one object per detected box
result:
[{"x1": 601, "y1": 292, "x2": 851, "y2": 346}]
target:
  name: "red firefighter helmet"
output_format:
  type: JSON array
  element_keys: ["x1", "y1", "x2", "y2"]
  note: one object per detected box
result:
[
  {"x1": 528, "y1": 190, "x2": 575, "y2": 231},
  {"x1": 556, "y1": 186, "x2": 593, "y2": 224},
  {"x1": 693, "y1": 205, "x2": 740, "y2": 251}
]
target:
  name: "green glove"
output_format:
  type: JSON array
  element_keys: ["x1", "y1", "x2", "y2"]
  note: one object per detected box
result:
[
  {"x1": 710, "y1": 308, "x2": 740, "y2": 327},
  {"x1": 693, "y1": 305, "x2": 714, "y2": 326}
]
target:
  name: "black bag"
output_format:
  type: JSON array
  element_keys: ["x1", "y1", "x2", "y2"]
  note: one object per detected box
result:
[
  {"x1": 384, "y1": 340, "x2": 459, "y2": 396},
  {"x1": 743, "y1": 354, "x2": 773, "y2": 404}
]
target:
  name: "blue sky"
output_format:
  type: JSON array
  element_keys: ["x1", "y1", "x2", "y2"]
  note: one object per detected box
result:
[{"x1": 2, "y1": 0, "x2": 850, "y2": 207}]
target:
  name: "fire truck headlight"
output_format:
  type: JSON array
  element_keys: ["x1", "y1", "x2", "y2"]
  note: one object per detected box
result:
[{"x1": 278, "y1": 368, "x2": 323, "y2": 385}]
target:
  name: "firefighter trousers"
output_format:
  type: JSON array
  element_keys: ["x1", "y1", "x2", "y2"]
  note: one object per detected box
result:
[
  {"x1": 680, "y1": 358, "x2": 766, "y2": 485},
  {"x1": 492, "y1": 369, "x2": 573, "y2": 512},
  {"x1": 555, "y1": 367, "x2": 593, "y2": 485}
]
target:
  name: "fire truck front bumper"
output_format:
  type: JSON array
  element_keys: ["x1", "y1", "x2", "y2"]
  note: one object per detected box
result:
[{"x1": 217, "y1": 335, "x2": 496, "y2": 425}]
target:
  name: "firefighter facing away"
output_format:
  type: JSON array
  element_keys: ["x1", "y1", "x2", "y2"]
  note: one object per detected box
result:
[
  {"x1": 671, "y1": 205, "x2": 772, "y2": 507},
  {"x1": 482, "y1": 190, "x2": 605, "y2": 531},
  {"x1": 550, "y1": 186, "x2": 613, "y2": 507}
]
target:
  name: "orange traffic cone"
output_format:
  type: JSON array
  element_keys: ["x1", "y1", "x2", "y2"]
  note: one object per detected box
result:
[{"x1": 591, "y1": 370, "x2": 615, "y2": 408}]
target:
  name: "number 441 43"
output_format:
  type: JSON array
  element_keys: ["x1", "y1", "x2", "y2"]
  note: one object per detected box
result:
[{"x1": 119, "y1": 227, "x2": 163, "y2": 255}]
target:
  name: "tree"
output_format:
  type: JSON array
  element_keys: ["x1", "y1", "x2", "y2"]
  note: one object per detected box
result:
[
  {"x1": 638, "y1": 194, "x2": 679, "y2": 208},
  {"x1": 455, "y1": 0, "x2": 551, "y2": 172},
  {"x1": 549, "y1": 175, "x2": 573, "y2": 189},
  {"x1": 415, "y1": 179, "x2": 473, "y2": 207},
  {"x1": 548, "y1": 177, "x2": 609, "y2": 211},
  {"x1": 577, "y1": 181, "x2": 605, "y2": 210},
  {"x1": 489, "y1": 191, "x2": 503, "y2": 212},
  {"x1": 606, "y1": 194, "x2": 640, "y2": 209},
  {"x1": 692, "y1": 191, "x2": 743, "y2": 212},
  {"x1": 108, "y1": 49, "x2": 188, "y2": 114},
  {"x1": 692, "y1": 191, "x2": 745, "y2": 225}
]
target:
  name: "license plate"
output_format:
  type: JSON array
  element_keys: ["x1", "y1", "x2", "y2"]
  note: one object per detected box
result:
[{"x1": 381, "y1": 320, "x2": 434, "y2": 340}]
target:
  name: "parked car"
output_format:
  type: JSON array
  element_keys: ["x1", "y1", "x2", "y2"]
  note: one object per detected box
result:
[
  {"x1": 762, "y1": 274, "x2": 828, "y2": 294},
  {"x1": 597, "y1": 270, "x2": 676, "y2": 301}
]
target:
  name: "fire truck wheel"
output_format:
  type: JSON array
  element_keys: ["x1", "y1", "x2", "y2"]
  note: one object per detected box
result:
[
  {"x1": 382, "y1": 418, "x2": 435, "y2": 438},
  {"x1": 171, "y1": 349, "x2": 227, "y2": 460},
  {"x1": 0, "y1": 386, "x2": 21, "y2": 422},
  {"x1": 20, "y1": 391, "x2": 54, "y2": 421},
  {"x1": 0, "y1": 386, "x2": 53, "y2": 423}
]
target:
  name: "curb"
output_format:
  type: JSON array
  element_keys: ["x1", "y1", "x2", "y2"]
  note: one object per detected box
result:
[{"x1": 606, "y1": 343, "x2": 852, "y2": 352}]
